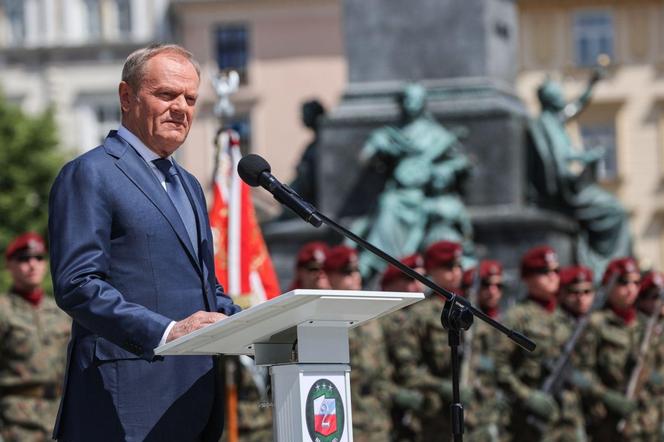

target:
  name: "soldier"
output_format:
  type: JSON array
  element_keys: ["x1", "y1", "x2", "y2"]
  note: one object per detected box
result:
[
  {"x1": 580, "y1": 257, "x2": 646, "y2": 441},
  {"x1": 495, "y1": 245, "x2": 583, "y2": 441},
  {"x1": 288, "y1": 241, "x2": 331, "y2": 290},
  {"x1": 0, "y1": 233, "x2": 70, "y2": 442},
  {"x1": 380, "y1": 254, "x2": 427, "y2": 441},
  {"x1": 461, "y1": 260, "x2": 509, "y2": 441},
  {"x1": 325, "y1": 245, "x2": 395, "y2": 441},
  {"x1": 387, "y1": 241, "x2": 470, "y2": 441}
]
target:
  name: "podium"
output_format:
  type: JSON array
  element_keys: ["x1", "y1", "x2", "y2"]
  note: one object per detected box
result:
[{"x1": 155, "y1": 289, "x2": 424, "y2": 442}]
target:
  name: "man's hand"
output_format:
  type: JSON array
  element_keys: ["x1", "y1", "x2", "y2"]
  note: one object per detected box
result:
[{"x1": 166, "y1": 311, "x2": 228, "y2": 342}]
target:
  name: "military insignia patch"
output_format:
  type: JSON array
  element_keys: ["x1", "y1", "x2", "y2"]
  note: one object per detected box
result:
[{"x1": 305, "y1": 378, "x2": 345, "y2": 442}]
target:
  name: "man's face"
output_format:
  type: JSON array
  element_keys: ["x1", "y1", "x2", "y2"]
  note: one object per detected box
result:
[
  {"x1": 7, "y1": 254, "x2": 47, "y2": 292},
  {"x1": 525, "y1": 265, "x2": 560, "y2": 301},
  {"x1": 478, "y1": 274, "x2": 503, "y2": 310},
  {"x1": 328, "y1": 267, "x2": 362, "y2": 291},
  {"x1": 429, "y1": 262, "x2": 462, "y2": 292},
  {"x1": 119, "y1": 52, "x2": 200, "y2": 157},
  {"x1": 296, "y1": 263, "x2": 331, "y2": 290},
  {"x1": 608, "y1": 272, "x2": 641, "y2": 309},
  {"x1": 561, "y1": 281, "x2": 595, "y2": 316}
]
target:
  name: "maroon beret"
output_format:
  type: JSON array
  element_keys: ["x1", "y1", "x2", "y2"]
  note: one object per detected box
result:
[
  {"x1": 424, "y1": 241, "x2": 462, "y2": 270},
  {"x1": 559, "y1": 265, "x2": 593, "y2": 287},
  {"x1": 5, "y1": 232, "x2": 46, "y2": 260},
  {"x1": 323, "y1": 245, "x2": 358, "y2": 273},
  {"x1": 462, "y1": 260, "x2": 503, "y2": 288},
  {"x1": 602, "y1": 257, "x2": 639, "y2": 286},
  {"x1": 520, "y1": 246, "x2": 558, "y2": 278},
  {"x1": 639, "y1": 271, "x2": 664, "y2": 295},
  {"x1": 295, "y1": 241, "x2": 329, "y2": 268},
  {"x1": 380, "y1": 254, "x2": 424, "y2": 289}
]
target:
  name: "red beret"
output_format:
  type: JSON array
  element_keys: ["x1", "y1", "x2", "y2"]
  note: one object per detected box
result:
[
  {"x1": 639, "y1": 271, "x2": 664, "y2": 295},
  {"x1": 424, "y1": 241, "x2": 462, "y2": 270},
  {"x1": 323, "y1": 246, "x2": 358, "y2": 273},
  {"x1": 520, "y1": 246, "x2": 558, "y2": 278},
  {"x1": 602, "y1": 257, "x2": 639, "y2": 285},
  {"x1": 296, "y1": 241, "x2": 329, "y2": 268},
  {"x1": 380, "y1": 254, "x2": 424, "y2": 289},
  {"x1": 559, "y1": 265, "x2": 593, "y2": 287},
  {"x1": 462, "y1": 260, "x2": 502, "y2": 288},
  {"x1": 5, "y1": 232, "x2": 46, "y2": 260}
]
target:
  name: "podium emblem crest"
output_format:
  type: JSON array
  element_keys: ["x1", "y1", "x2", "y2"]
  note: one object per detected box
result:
[{"x1": 305, "y1": 378, "x2": 345, "y2": 441}]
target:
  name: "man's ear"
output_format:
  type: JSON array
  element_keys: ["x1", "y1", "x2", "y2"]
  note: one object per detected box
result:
[{"x1": 119, "y1": 81, "x2": 133, "y2": 113}]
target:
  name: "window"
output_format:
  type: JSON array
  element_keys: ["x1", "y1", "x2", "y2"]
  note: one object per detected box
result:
[
  {"x1": 116, "y1": 0, "x2": 131, "y2": 35},
  {"x1": 573, "y1": 11, "x2": 614, "y2": 66},
  {"x1": 94, "y1": 103, "x2": 121, "y2": 144},
  {"x1": 83, "y1": 0, "x2": 102, "y2": 40},
  {"x1": 215, "y1": 25, "x2": 249, "y2": 83},
  {"x1": 580, "y1": 123, "x2": 618, "y2": 181},
  {"x1": 3, "y1": 0, "x2": 25, "y2": 45}
]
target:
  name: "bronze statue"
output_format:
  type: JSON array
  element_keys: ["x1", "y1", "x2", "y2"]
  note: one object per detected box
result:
[
  {"x1": 353, "y1": 83, "x2": 474, "y2": 278},
  {"x1": 528, "y1": 66, "x2": 631, "y2": 278}
]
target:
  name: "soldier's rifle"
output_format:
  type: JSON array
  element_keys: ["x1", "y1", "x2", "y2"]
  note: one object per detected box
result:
[
  {"x1": 460, "y1": 267, "x2": 481, "y2": 387},
  {"x1": 617, "y1": 284, "x2": 664, "y2": 433},
  {"x1": 527, "y1": 275, "x2": 616, "y2": 429}
]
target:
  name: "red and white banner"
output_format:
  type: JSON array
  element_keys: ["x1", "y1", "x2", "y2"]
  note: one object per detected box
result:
[{"x1": 209, "y1": 129, "x2": 280, "y2": 308}]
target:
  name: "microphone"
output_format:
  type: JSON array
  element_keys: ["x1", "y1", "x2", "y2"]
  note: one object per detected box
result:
[{"x1": 237, "y1": 154, "x2": 323, "y2": 227}]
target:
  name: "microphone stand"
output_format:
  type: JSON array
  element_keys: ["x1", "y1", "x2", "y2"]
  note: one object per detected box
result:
[
  {"x1": 310, "y1": 211, "x2": 535, "y2": 442},
  {"x1": 244, "y1": 171, "x2": 536, "y2": 441}
]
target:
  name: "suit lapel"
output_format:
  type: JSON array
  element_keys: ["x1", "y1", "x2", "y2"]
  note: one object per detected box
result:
[{"x1": 104, "y1": 133, "x2": 202, "y2": 276}]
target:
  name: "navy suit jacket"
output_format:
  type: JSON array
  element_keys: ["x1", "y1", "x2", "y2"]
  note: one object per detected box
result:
[{"x1": 48, "y1": 131, "x2": 241, "y2": 441}]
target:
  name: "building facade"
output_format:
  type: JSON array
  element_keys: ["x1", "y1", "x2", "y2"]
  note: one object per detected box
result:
[
  {"x1": 170, "y1": 0, "x2": 346, "y2": 216},
  {"x1": 517, "y1": 0, "x2": 664, "y2": 269},
  {"x1": 0, "y1": 0, "x2": 170, "y2": 152}
]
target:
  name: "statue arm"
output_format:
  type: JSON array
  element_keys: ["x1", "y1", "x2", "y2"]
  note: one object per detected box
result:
[{"x1": 562, "y1": 69, "x2": 603, "y2": 121}]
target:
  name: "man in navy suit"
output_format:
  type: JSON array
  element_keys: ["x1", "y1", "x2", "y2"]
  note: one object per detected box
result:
[{"x1": 48, "y1": 44, "x2": 241, "y2": 441}]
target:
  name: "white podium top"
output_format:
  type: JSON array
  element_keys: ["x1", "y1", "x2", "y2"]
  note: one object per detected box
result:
[{"x1": 155, "y1": 289, "x2": 423, "y2": 356}]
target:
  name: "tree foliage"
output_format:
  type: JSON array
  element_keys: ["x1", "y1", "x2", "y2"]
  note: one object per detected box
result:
[{"x1": 0, "y1": 95, "x2": 64, "y2": 292}]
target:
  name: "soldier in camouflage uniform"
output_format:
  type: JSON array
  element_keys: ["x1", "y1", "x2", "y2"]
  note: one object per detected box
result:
[
  {"x1": 380, "y1": 253, "x2": 427, "y2": 441},
  {"x1": 325, "y1": 245, "x2": 395, "y2": 441},
  {"x1": 631, "y1": 270, "x2": 664, "y2": 441},
  {"x1": 495, "y1": 246, "x2": 586, "y2": 441},
  {"x1": 461, "y1": 260, "x2": 509, "y2": 441},
  {"x1": 0, "y1": 233, "x2": 70, "y2": 442},
  {"x1": 579, "y1": 257, "x2": 651, "y2": 441},
  {"x1": 390, "y1": 241, "x2": 471, "y2": 442}
]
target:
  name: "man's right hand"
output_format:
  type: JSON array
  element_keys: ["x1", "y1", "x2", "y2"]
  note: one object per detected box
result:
[{"x1": 166, "y1": 311, "x2": 228, "y2": 343}]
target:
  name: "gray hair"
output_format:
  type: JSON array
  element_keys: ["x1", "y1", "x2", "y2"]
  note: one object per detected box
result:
[{"x1": 122, "y1": 43, "x2": 201, "y2": 91}]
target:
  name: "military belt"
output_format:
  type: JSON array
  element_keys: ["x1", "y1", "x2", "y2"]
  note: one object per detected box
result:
[{"x1": 0, "y1": 383, "x2": 62, "y2": 399}]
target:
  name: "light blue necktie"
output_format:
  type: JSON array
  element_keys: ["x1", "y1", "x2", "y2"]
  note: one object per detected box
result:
[{"x1": 152, "y1": 158, "x2": 199, "y2": 256}]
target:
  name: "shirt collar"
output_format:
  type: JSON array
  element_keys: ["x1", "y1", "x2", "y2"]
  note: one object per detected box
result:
[{"x1": 117, "y1": 125, "x2": 170, "y2": 164}]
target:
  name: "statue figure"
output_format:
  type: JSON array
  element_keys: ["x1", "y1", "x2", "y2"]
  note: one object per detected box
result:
[
  {"x1": 527, "y1": 67, "x2": 631, "y2": 278},
  {"x1": 288, "y1": 99, "x2": 327, "y2": 207},
  {"x1": 352, "y1": 83, "x2": 474, "y2": 278}
]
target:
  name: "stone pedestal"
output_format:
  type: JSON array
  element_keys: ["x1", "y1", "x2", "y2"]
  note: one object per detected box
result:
[{"x1": 264, "y1": 0, "x2": 578, "y2": 291}]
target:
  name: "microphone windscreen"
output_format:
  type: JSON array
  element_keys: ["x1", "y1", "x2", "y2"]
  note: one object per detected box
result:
[{"x1": 237, "y1": 154, "x2": 271, "y2": 187}]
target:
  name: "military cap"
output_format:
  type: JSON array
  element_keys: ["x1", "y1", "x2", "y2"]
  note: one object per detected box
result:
[
  {"x1": 520, "y1": 245, "x2": 558, "y2": 278},
  {"x1": 639, "y1": 271, "x2": 664, "y2": 295},
  {"x1": 559, "y1": 265, "x2": 593, "y2": 287},
  {"x1": 380, "y1": 253, "x2": 424, "y2": 289},
  {"x1": 323, "y1": 245, "x2": 359, "y2": 273},
  {"x1": 424, "y1": 240, "x2": 462, "y2": 270},
  {"x1": 5, "y1": 232, "x2": 46, "y2": 261},
  {"x1": 295, "y1": 241, "x2": 329, "y2": 268},
  {"x1": 462, "y1": 260, "x2": 502, "y2": 288},
  {"x1": 602, "y1": 257, "x2": 639, "y2": 285}
]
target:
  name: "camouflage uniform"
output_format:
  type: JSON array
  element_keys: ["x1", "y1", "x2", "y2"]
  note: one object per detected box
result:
[
  {"x1": 390, "y1": 295, "x2": 454, "y2": 441},
  {"x1": 495, "y1": 298, "x2": 585, "y2": 442},
  {"x1": 0, "y1": 291, "x2": 70, "y2": 442},
  {"x1": 463, "y1": 314, "x2": 510, "y2": 442},
  {"x1": 580, "y1": 309, "x2": 656, "y2": 441},
  {"x1": 349, "y1": 319, "x2": 394, "y2": 442}
]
